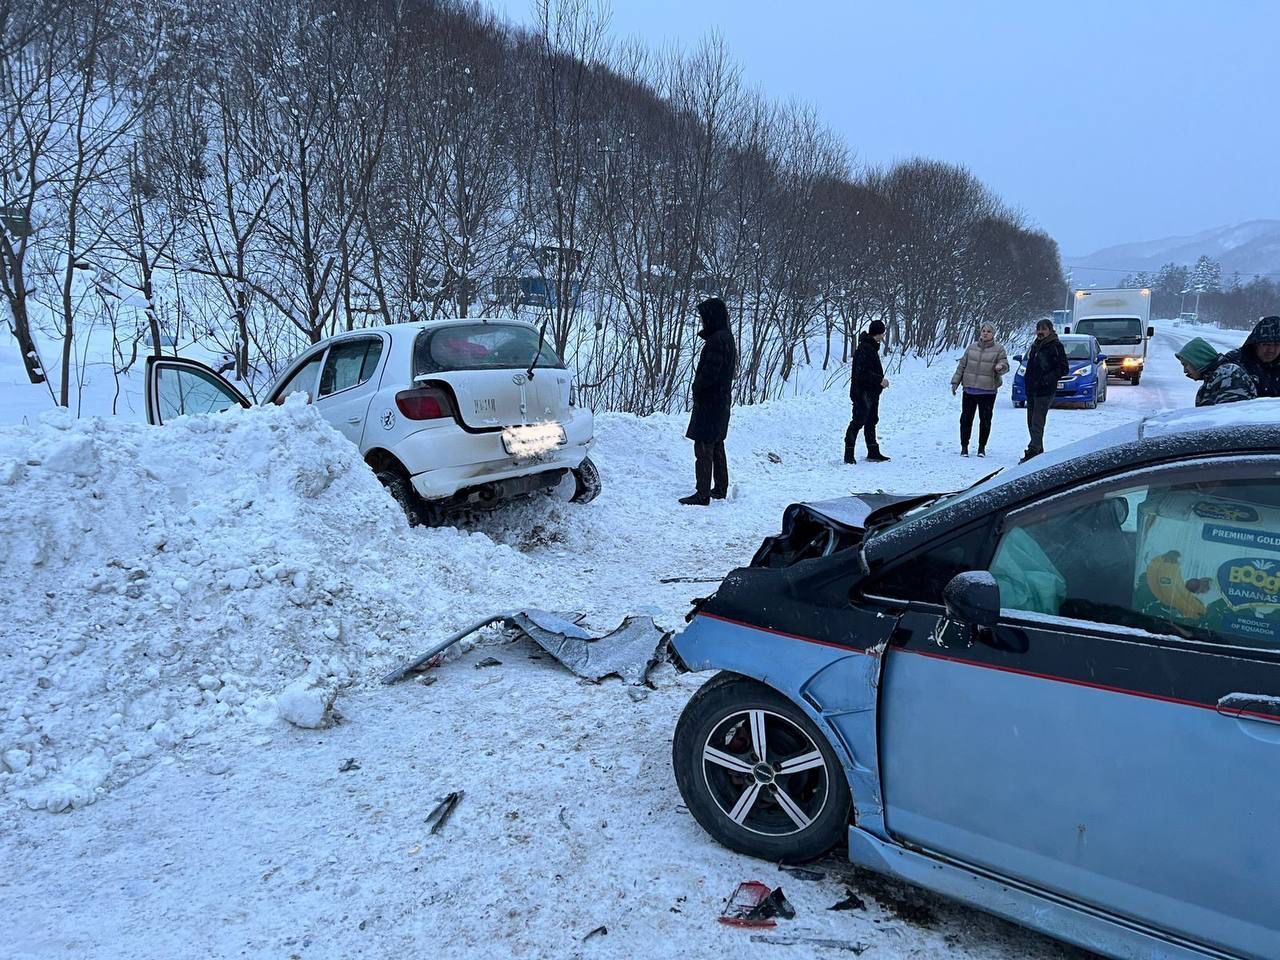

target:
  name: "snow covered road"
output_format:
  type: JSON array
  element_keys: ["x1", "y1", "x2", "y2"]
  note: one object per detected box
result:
[{"x1": 1, "y1": 338, "x2": 1203, "y2": 960}]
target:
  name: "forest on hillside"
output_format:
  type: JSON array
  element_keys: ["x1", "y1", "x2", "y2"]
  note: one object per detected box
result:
[{"x1": 1, "y1": 0, "x2": 1063, "y2": 413}]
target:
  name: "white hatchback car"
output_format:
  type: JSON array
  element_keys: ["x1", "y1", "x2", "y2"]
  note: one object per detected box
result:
[{"x1": 144, "y1": 319, "x2": 599, "y2": 522}]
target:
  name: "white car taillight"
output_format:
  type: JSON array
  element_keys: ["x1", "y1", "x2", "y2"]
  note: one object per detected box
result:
[{"x1": 395, "y1": 385, "x2": 455, "y2": 420}]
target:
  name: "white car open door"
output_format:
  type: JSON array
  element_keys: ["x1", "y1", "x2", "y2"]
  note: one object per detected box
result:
[{"x1": 144, "y1": 356, "x2": 251, "y2": 425}]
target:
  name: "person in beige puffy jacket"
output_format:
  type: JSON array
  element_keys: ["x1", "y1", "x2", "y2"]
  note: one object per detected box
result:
[{"x1": 950, "y1": 322, "x2": 1009, "y2": 457}]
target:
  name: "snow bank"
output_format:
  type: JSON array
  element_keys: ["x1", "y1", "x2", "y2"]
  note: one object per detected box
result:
[{"x1": 0, "y1": 399, "x2": 561, "y2": 813}]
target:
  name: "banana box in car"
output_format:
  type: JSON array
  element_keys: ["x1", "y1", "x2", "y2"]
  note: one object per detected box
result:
[{"x1": 1132, "y1": 489, "x2": 1280, "y2": 647}]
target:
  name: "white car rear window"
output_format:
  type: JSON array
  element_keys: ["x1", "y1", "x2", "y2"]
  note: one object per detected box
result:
[{"x1": 414, "y1": 324, "x2": 564, "y2": 375}]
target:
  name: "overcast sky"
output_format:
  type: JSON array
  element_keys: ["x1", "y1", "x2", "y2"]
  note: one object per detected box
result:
[{"x1": 486, "y1": 0, "x2": 1280, "y2": 257}]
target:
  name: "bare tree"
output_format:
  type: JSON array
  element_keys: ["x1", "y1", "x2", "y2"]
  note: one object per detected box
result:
[
  {"x1": 0, "y1": 0, "x2": 75, "y2": 388},
  {"x1": 246, "y1": 0, "x2": 394, "y2": 345},
  {"x1": 517, "y1": 0, "x2": 611, "y2": 356}
]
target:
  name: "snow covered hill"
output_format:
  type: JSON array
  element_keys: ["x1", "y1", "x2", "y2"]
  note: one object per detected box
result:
[{"x1": 0, "y1": 340, "x2": 1199, "y2": 959}]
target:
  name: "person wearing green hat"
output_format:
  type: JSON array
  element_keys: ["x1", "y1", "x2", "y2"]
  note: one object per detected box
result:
[{"x1": 1174, "y1": 337, "x2": 1257, "y2": 407}]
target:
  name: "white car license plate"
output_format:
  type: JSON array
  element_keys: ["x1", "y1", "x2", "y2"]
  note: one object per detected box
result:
[{"x1": 501, "y1": 423, "x2": 568, "y2": 458}]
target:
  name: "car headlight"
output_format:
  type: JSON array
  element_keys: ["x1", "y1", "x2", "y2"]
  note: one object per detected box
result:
[
  {"x1": 1122, "y1": 357, "x2": 1141, "y2": 367},
  {"x1": 1074, "y1": 364, "x2": 1092, "y2": 378}
]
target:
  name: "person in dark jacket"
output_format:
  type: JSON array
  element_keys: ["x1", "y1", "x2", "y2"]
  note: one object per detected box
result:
[
  {"x1": 680, "y1": 297, "x2": 736, "y2": 506},
  {"x1": 1223, "y1": 315, "x2": 1280, "y2": 397},
  {"x1": 1020, "y1": 318, "x2": 1069, "y2": 463},
  {"x1": 1175, "y1": 337, "x2": 1258, "y2": 406},
  {"x1": 844, "y1": 320, "x2": 891, "y2": 463}
]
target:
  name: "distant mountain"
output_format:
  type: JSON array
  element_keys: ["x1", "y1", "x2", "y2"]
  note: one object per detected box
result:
[{"x1": 1066, "y1": 220, "x2": 1280, "y2": 287}]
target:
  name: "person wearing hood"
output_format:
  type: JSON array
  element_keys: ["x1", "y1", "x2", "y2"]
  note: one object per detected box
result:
[
  {"x1": 950, "y1": 321, "x2": 1009, "y2": 458},
  {"x1": 680, "y1": 297, "x2": 736, "y2": 506},
  {"x1": 1020, "y1": 318, "x2": 1068, "y2": 464},
  {"x1": 1175, "y1": 337, "x2": 1257, "y2": 406},
  {"x1": 1224, "y1": 315, "x2": 1280, "y2": 397},
  {"x1": 844, "y1": 320, "x2": 891, "y2": 463}
]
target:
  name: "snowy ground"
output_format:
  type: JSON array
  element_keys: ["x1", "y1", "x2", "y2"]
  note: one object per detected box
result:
[{"x1": 0, "y1": 330, "x2": 1205, "y2": 960}]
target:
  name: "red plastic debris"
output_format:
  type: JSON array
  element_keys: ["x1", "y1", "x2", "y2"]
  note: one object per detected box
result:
[{"x1": 719, "y1": 881, "x2": 778, "y2": 928}]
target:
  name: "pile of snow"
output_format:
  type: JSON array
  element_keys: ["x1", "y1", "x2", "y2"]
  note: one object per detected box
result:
[{"x1": 0, "y1": 399, "x2": 566, "y2": 812}]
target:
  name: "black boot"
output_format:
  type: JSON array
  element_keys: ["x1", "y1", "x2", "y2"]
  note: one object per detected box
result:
[
  {"x1": 843, "y1": 447, "x2": 856, "y2": 465},
  {"x1": 679, "y1": 493, "x2": 710, "y2": 506},
  {"x1": 961, "y1": 445, "x2": 969, "y2": 457},
  {"x1": 866, "y1": 448, "x2": 891, "y2": 463}
]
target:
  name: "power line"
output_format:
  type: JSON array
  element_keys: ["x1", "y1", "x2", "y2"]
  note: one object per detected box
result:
[{"x1": 1066, "y1": 262, "x2": 1280, "y2": 281}]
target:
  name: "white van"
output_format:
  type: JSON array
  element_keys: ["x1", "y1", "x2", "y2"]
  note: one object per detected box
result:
[{"x1": 1066, "y1": 288, "x2": 1156, "y2": 385}]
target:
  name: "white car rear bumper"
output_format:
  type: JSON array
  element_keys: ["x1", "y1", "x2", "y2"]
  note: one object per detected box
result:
[{"x1": 405, "y1": 410, "x2": 593, "y2": 501}]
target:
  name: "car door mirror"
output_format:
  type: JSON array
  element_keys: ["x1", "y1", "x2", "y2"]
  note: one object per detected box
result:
[
  {"x1": 1097, "y1": 353, "x2": 1106, "y2": 363},
  {"x1": 1146, "y1": 326, "x2": 1155, "y2": 338},
  {"x1": 944, "y1": 572, "x2": 1001, "y2": 628},
  {"x1": 1110, "y1": 497, "x2": 1129, "y2": 526}
]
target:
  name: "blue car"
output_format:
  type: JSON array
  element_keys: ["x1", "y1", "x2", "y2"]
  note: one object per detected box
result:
[
  {"x1": 1011, "y1": 333, "x2": 1107, "y2": 408},
  {"x1": 670, "y1": 401, "x2": 1280, "y2": 960}
]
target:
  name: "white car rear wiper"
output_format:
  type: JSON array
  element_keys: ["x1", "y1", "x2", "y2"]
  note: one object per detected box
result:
[{"x1": 526, "y1": 318, "x2": 550, "y2": 380}]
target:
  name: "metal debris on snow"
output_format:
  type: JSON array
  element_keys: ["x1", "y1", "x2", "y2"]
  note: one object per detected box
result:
[
  {"x1": 426, "y1": 790, "x2": 464, "y2": 835},
  {"x1": 750, "y1": 934, "x2": 868, "y2": 954},
  {"x1": 382, "y1": 610, "x2": 671, "y2": 687},
  {"x1": 829, "y1": 889, "x2": 867, "y2": 911},
  {"x1": 778, "y1": 864, "x2": 826, "y2": 882}
]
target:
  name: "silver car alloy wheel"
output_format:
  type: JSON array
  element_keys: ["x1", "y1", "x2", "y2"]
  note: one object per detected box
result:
[{"x1": 701, "y1": 708, "x2": 830, "y2": 837}]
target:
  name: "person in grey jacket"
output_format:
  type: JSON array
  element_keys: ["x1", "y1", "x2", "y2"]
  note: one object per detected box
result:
[{"x1": 950, "y1": 322, "x2": 1009, "y2": 457}]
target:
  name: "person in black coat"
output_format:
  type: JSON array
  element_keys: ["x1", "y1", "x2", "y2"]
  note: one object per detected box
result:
[
  {"x1": 844, "y1": 319, "x2": 891, "y2": 463},
  {"x1": 1223, "y1": 315, "x2": 1280, "y2": 397},
  {"x1": 680, "y1": 297, "x2": 736, "y2": 506},
  {"x1": 1020, "y1": 318, "x2": 1069, "y2": 463}
]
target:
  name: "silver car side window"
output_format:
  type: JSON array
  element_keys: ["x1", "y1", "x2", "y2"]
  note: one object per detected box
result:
[
  {"x1": 319, "y1": 339, "x2": 380, "y2": 398},
  {"x1": 273, "y1": 354, "x2": 324, "y2": 404},
  {"x1": 992, "y1": 471, "x2": 1280, "y2": 652}
]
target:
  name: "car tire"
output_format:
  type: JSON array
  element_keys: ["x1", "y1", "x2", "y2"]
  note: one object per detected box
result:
[
  {"x1": 1014, "y1": 400, "x2": 1026, "y2": 409},
  {"x1": 672, "y1": 674, "x2": 851, "y2": 864},
  {"x1": 1087, "y1": 388, "x2": 1098, "y2": 410},
  {"x1": 1131, "y1": 374, "x2": 1141, "y2": 386},
  {"x1": 570, "y1": 455, "x2": 602, "y2": 504},
  {"x1": 377, "y1": 469, "x2": 430, "y2": 527}
]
